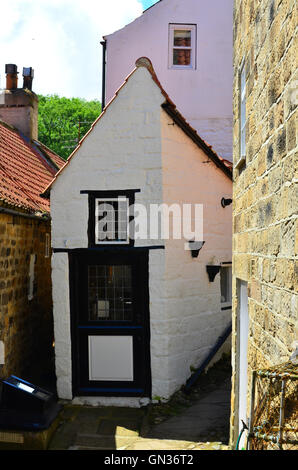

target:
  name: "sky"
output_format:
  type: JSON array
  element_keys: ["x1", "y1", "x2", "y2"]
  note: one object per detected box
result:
[{"x1": 0, "y1": 0, "x2": 159, "y2": 101}]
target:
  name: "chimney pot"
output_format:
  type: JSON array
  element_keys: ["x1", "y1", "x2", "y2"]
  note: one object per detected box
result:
[
  {"x1": 5, "y1": 64, "x2": 18, "y2": 90},
  {"x1": 5, "y1": 64, "x2": 18, "y2": 74},
  {"x1": 22, "y1": 67, "x2": 34, "y2": 90}
]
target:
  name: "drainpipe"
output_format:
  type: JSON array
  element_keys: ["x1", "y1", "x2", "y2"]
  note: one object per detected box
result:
[
  {"x1": 184, "y1": 322, "x2": 232, "y2": 392},
  {"x1": 100, "y1": 39, "x2": 106, "y2": 109},
  {"x1": 0, "y1": 206, "x2": 50, "y2": 221}
]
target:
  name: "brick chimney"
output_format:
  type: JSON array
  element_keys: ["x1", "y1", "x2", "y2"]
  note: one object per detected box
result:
[{"x1": 0, "y1": 64, "x2": 38, "y2": 141}]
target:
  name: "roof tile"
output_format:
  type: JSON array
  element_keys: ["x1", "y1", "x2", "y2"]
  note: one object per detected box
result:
[{"x1": 0, "y1": 121, "x2": 64, "y2": 214}]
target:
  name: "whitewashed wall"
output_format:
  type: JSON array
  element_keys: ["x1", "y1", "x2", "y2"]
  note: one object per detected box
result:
[
  {"x1": 51, "y1": 252, "x2": 72, "y2": 399},
  {"x1": 160, "y1": 110, "x2": 232, "y2": 397},
  {"x1": 50, "y1": 64, "x2": 232, "y2": 403},
  {"x1": 51, "y1": 67, "x2": 164, "y2": 250},
  {"x1": 104, "y1": 0, "x2": 233, "y2": 159},
  {"x1": 51, "y1": 66, "x2": 167, "y2": 402}
]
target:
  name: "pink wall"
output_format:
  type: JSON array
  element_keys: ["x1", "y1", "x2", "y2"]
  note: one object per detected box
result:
[{"x1": 104, "y1": 0, "x2": 234, "y2": 159}]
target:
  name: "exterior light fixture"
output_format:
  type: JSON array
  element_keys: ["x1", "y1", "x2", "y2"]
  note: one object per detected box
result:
[
  {"x1": 188, "y1": 240, "x2": 205, "y2": 258},
  {"x1": 206, "y1": 265, "x2": 221, "y2": 282},
  {"x1": 221, "y1": 197, "x2": 233, "y2": 208}
]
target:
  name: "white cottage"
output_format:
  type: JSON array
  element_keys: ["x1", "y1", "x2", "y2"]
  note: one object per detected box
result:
[
  {"x1": 45, "y1": 58, "x2": 232, "y2": 406},
  {"x1": 102, "y1": 0, "x2": 233, "y2": 160}
]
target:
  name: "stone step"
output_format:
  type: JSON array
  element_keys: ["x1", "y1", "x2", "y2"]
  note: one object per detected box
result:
[{"x1": 74, "y1": 433, "x2": 139, "y2": 450}]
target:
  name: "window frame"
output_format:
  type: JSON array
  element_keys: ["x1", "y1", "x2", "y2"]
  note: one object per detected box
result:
[
  {"x1": 95, "y1": 196, "x2": 130, "y2": 245},
  {"x1": 83, "y1": 189, "x2": 140, "y2": 248},
  {"x1": 220, "y1": 263, "x2": 232, "y2": 310},
  {"x1": 235, "y1": 59, "x2": 246, "y2": 168},
  {"x1": 168, "y1": 24, "x2": 197, "y2": 70}
]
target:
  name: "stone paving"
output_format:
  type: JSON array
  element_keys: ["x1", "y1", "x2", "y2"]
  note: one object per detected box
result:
[{"x1": 48, "y1": 357, "x2": 232, "y2": 451}]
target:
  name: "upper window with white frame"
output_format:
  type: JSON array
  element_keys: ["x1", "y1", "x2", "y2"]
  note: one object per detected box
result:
[
  {"x1": 95, "y1": 197, "x2": 129, "y2": 245},
  {"x1": 169, "y1": 24, "x2": 196, "y2": 69},
  {"x1": 84, "y1": 189, "x2": 140, "y2": 247}
]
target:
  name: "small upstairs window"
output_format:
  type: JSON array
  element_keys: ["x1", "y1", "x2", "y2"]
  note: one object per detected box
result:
[
  {"x1": 95, "y1": 197, "x2": 129, "y2": 244},
  {"x1": 169, "y1": 24, "x2": 196, "y2": 69},
  {"x1": 83, "y1": 189, "x2": 140, "y2": 247}
]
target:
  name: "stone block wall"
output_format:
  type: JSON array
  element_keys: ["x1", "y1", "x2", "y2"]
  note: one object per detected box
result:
[
  {"x1": 231, "y1": 0, "x2": 297, "y2": 445},
  {"x1": 0, "y1": 210, "x2": 54, "y2": 385}
]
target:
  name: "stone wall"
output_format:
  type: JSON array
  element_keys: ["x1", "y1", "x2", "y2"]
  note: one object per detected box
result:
[
  {"x1": 231, "y1": 0, "x2": 297, "y2": 445},
  {"x1": 0, "y1": 210, "x2": 54, "y2": 385}
]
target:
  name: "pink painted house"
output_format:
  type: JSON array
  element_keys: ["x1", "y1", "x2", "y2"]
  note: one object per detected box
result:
[{"x1": 102, "y1": 0, "x2": 233, "y2": 160}]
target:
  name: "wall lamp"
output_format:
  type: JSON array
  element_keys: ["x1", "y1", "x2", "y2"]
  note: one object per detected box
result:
[
  {"x1": 206, "y1": 265, "x2": 221, "y2": 282},
  {"x1": 188, "y1": 240, "x2": 205, "y2": 258},
  {"x1": 221, "y1": 197, "x2": 233, "y2": 208}
]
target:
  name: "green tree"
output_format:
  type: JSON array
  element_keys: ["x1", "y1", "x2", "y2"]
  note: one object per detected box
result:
[{"x1": 38, "y1": 95, "x2": 101, "y2": 160}]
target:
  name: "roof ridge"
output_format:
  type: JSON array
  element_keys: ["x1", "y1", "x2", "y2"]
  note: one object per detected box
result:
[{"x1": 34, "y1": 139, "x2": 65, "y2": 166}]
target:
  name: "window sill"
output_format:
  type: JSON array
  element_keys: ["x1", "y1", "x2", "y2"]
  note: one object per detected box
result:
[
  {"x1": 95, "y1": 241, "x2": 130, "y2": 246},
  {"x1": 221, "y1": 304, "x2": 232, "y2": 311},
  {"x1": 169, "y1": 65, "x2": 195, "y2": 70}
]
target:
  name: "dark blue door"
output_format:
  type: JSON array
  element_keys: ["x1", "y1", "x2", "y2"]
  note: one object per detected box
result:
[{"x1": 70, "y1": 250, "x2": 151, "y2": 397}]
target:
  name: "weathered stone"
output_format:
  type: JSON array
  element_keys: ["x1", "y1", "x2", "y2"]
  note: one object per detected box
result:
[
  {"x1": 0, "y1": 210, "x2": 54, "y2": 381},
  {"x1": 232, "y1": 0, "x2": 297, "y2": 449}
]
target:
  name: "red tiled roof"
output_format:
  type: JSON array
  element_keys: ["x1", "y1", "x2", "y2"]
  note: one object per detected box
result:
[{"x1": 0, "y1": 121, "x2": 64, "y2": 214}]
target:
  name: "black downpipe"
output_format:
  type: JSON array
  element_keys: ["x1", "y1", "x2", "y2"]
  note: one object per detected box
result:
[
  {"x1": 184, "y1": 322, "x2": 232, "y2": 392},
  {"x1": 100, "y1": 40, "x2": 106, "y2": 109}
]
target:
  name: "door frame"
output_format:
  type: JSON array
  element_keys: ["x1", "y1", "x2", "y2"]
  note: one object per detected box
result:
[
  {"x1": 69, "y1": 248, "x2": 152, "y2": 398},
  {"x1": 236, "y1": 279, "x2": 249, "y2": 447}
]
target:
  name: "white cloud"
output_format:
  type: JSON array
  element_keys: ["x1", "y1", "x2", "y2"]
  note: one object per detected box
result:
[{"x1": 0, "y1": 0, "x2": 143, "y2": 100}]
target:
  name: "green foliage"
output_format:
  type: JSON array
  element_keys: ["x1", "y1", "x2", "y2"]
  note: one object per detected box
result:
[{"x1": 38, "y1": 94, "x2": 101, "y2": 160}]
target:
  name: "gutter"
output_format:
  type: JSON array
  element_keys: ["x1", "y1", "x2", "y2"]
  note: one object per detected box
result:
[{"x1": 0, "y1": 205, "x2": 50, "y2": 221}]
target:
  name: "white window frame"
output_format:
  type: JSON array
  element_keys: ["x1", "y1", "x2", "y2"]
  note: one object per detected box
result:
[
  {"x1": 235, "y1": 60, "x2": 246, "y2": 168},
  {"x1": 168, "y1": 24, "x2": 197, "y2": 70},
  {"x1": 95, "y1": 197, "x2": 129, "y2": 245},
  {"x1": 220, "y1": 263, "x2": 232, "y2": 309}
]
